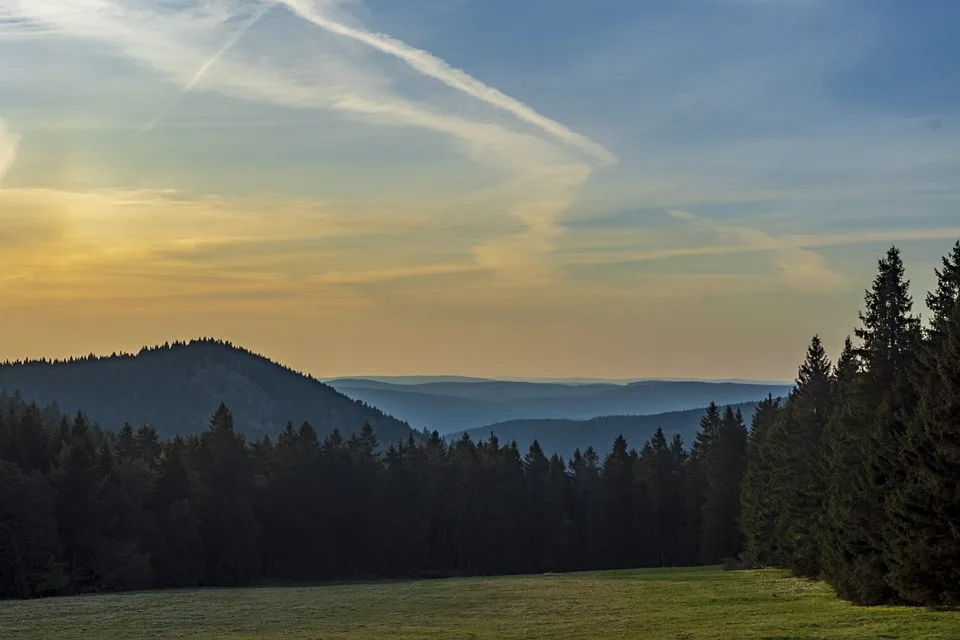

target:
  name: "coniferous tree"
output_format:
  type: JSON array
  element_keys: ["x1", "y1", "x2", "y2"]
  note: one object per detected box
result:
[
  {"x1": 884, "y1": 247, "x2": 960, "y2": 605},
  {"x1": 598, "y1": 435, "x2": 637, "y2": 568},
  {"x1": 699, "y1": 407, "x2": 747, "y2": 563},
  {"x1": 740, "y1": 395, "x2": 782, "y2": 566},
  {"x1": 522, "y1": 440, "x2": 554, "y2": 572},
  {"x1": 925, "y1": 240, "x2": 960, "y2": 339},
  {"x1": 636, "y1": 428, "x2": 685, "y2": 566},
  {"x1": 54, "y1": 414, "x2": 101, "y2": 591},
  {"x1": 686, "y1": 402, "x2": 722, "y2": 563},
  {"x1": 0, "y1": 460, "x2": 62, "y2": 599},
  {"x1": 769, "y1": 337, "x2": 834, "y2": 578},
  {"x1": 823, "y1": 247, "x2": 920, "y2": 604},
  {"x1": 568, "y1": 447, "x2": 602, "y2": 569},
  {"x1": 149, "y1": 436, "x2": 203, "y2": 588},
  {"x1": 195, "y1": 403, "x2": 260, "y2": 586},
  {"x1": 115, "y1": 423, "x2": 136, "y2": 461}
]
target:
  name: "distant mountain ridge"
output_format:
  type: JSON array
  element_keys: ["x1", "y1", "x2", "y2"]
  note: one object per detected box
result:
[
  {"x1": 328, "y1": 378, "x2": 793, "y2": 433},
  {"x1": 448, "y1": 402, "x2": 768, "y2": 459},
  {"x1": 0, "y1": 339, "x2": 414, "y2": 443},
  {"x1": 328, "y1": 375, "x2": 793, "y2": 385}
]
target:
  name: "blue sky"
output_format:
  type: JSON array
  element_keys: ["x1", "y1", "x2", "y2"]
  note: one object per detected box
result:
[{"x1": 0, "y1": 0, "x2": 957, "y2": 379}]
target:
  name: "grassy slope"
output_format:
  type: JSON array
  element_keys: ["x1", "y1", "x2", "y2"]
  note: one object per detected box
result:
[{"x1": 2, "y1": 567, "x2": 958, "y2": 639}]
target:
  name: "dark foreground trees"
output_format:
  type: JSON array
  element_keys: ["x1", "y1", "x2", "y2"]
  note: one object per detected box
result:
[
  {"x1": 742, "y1": 241, "x2": 960, "y2": 607},
  {"x1": 0, "y1": 393, "x2": 748, "y2": 599},
  {"x1": 5, "y1": 242, "x2": 959, "y2": 607}
]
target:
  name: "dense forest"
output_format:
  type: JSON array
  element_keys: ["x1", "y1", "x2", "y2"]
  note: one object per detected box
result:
[
  {"x1": 0, "y1": 390, "x2": 747, "y2": 599},
  {"x1": 2, "y1": 241, "x2": 959, "y2": 608},
  {"x1": 741, "y1": 241, "x2": 960, "y2": 607}
]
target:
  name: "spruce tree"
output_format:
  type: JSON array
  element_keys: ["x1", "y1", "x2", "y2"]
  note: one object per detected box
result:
[
  {"x1": 196, "y1": 403, "x2": 261, "y2": 586},
  {"x1": 884, "y1": 245, "x2": 960, "y2": 606},
  {"x1": 824, "y1": 247, "x2": 920, "y2": 604},
  {"x1": 686, "y1": 403, "x2": 722, "y2": 563},
  {"x1": 599, "y1": 435, "x2": 637, "y2": 568},
  {"x1": 769, "y1": 336, "x2": 834, "y2": 578},
  {"x1": 699, "y1": 406, "x2": 747, "y2": 563},
  {"x1": 115, "y1": 423, "x2": 136, "y2": 461},
  {"x1": 740, "y1": 395, "x2": 782, "y2": 566},
  {"x1": 925, "y1": 239, "x2": 960, "y2": 339}
]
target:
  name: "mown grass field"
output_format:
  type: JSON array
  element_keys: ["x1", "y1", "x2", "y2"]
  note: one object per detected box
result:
[{"x1": 2, "y1": 567, "x2": 958, "y2": 639}]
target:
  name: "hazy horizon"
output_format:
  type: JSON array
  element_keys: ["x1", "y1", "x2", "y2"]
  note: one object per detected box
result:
[{"x1": 1, "y1": 0, "x2": 957, "y2": 380}]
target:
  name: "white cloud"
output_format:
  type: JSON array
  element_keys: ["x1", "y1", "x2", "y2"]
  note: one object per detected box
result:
[
  {"x1": 2, "y1": 0, "x2": 616, "y2": 283},
  {"x1": 666, "y1": 209, "x2": 848, "y2": 291},
  {"x1": 0, "y1": 119, "x2": 19, "y2": 184}
]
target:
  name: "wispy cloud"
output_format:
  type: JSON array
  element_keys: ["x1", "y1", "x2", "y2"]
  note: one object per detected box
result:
[
  {"x1": 567, "y1": 216, "x2": 960, "y2": 276},
  {"x1": 143, "y1": 1, "x2": 279, "y2": 132},
  {"x1": 3, "y1": 0, "x2": 615, "y2": 284},
  {"x1": 665, "y1": 209, "x2": 848, "y2": 292},
  {"x1": 0, "y1": 119, "x2": 18, "y2": 183},
  {"x1": 278, "y1": 0, "x2": 617, "y2": 167}
]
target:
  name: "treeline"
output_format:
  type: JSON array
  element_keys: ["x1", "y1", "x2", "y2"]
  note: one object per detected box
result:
[
  {"x1": 741, "y1": 242, "x2": 960, "y2": 607},
  {"x1": 0, "y1": 392, "x2": 750, "y2": 599}
]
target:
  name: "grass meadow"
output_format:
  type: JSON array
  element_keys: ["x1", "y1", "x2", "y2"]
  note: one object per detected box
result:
[{"x1": 2, "y1": 567, "x2": 959, "y2": 639}]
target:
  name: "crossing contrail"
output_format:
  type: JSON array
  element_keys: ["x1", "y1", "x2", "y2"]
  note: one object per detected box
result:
[{"x1": 142, "y1": 1, "x2": 276, "y2": 132}]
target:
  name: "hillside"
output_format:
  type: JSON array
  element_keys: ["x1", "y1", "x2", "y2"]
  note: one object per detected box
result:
[
  {"x1": 0, "y1": 339, "x2": 413, "y2": 443},
  {"x1": 448, "y1": 402, "x2": 765, "y2": 458},
  {"x1": 329, "y1": 378, "x2": 791, "y2": 433}
]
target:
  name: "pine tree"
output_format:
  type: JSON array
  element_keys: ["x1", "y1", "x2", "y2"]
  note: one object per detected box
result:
[
  {"x1": 135, "y1": 425, "x2": 162, "y2": 466},
  {"x1": 522, "y1": 440, "x2": 553, "y2": 572},
  {"x1": 0, "y1": 460, "x2": 62, "y2": 598},
  {"x1": 149, "y1": 436, "x2": 203, "y2": 588},
  {"x1": 54, "y1": 417, "x2": 101, "y2": 591},
  {"x1": 766, "y1": 337, "x2": 834, "y2": 577},
  {"x1": 568, "y1": 447, "x2": 602, "y2": 569},
  {"x1": 823, "y1": 247, "x2": 920, "y2": 604},
  {"x1": 196, "y1": 403, "x2": 261, "y2": 586},
  {"x1": 925, "y1": 239, "x2": 960, "y2": 339},
  {"x1": 115, "y1": 423, "x2": 136, "y2": 461},
  {"x1": 884, "y1": 245, "x2": 960, "y2": 606},
  {"x1": 820, "y1": 337, "x2": 867, "y2": 600},
  {"x1": 598, "y1": 435, "x2": 638, "y2": 568},
  {"x1": 699, "y1": 407, "x2": 748, "y2": 563},
  {"x1": 740, "y1": 395, "x2": 782, "y2": 566},
  {"x1": 685, "y1": 403, "x2": 722, "y2": 563}
]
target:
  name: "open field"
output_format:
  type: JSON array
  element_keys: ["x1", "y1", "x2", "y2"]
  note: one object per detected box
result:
[{"x1": 2, "y1": 567, "x2": 959, "y2": 639}]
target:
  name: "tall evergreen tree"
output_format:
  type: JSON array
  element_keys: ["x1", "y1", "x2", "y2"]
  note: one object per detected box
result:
[
  {"x1": 699, "y1": 407, "x2": 747, "y2": 563},
  {"x1": 823, "y1": 247, "x2": 920, "y2": 604},
  {"x1": 925, "y1": 239, "x2": 960, "y2": 339},
  {"x1": 769, "y1": 337, "x2": 834, "y2": 577},
  {"x1": 598, "y1": 436, "x2": 638, "y2": 568},
  {"x1": 885, "y1": 245, "x2": 960, "y2": 606},
  {"x1": 740, "y1": 395, "x2": 782, "y2": 566},
  {"x1": 195, "y1": 403, "x2": 261, "y2": 586}
]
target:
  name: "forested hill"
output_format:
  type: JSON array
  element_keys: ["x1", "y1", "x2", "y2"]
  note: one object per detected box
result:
[
  {"x1": 0, "y1": 339, "x2": 413, "y2": 443},
  {"x1": 449, "y1": 402, "x2": 764, "y2": 458}
]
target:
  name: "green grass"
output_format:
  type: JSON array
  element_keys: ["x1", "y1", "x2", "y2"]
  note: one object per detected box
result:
[{"x1": 2, "y1": 567, "x2": 959, "y2": 639}]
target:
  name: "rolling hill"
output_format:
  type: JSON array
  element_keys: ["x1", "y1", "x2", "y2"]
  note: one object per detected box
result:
[
  {"x1": 447, "y1": 401, "x2": 767, "y2": 459},
  {"x1": 0, "y1": 339, "x2": 414, "y2": 443},
  {"x1": 328, "y1": 378, "x2": 792, "y2": 433}
]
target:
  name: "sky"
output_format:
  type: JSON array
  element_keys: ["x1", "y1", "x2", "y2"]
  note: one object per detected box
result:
[{"x1": 0, "y1": 0, "x2": 958, "y2": 381}]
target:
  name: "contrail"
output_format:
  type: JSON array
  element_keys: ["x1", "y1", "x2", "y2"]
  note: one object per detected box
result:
[
  {"x1": 279, "y1": 0, "x2": 617, "y2": 167},
  {"x1": 142, "y1": 1, "x2": 276, "y2": 132}
]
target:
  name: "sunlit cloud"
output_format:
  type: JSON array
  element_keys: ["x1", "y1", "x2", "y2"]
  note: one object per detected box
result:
[
  {"x1": 3, "y1": 0, "x2": 614, "y2": 283},
  {"x1": 0, "y1": 119, "x2": 18, "y2": 183}
]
